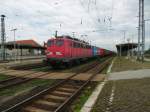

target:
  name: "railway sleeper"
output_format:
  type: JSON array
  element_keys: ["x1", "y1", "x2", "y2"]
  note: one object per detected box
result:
[
  {"x1": 57, "y1": 87, "x2": 77, "y2": 93},
  {"x1": 51, "y1": 91, "x2": 72, "y2": 97},
  {"x1": 62, "y1": 84, "x2": 80, "y2": 89},
  {"x1": 44, "y1": 95, "x2": 66, "y2": 103},
  {"x1": 28, "y1": 100, "x2": 60, "y2": 111},
  {"x1": 36, "y1": 100, "x2": 60, "y2": 107},
  {"x1": 23, "y1": 106, "x2": 51, "y2": 112},
  {"x1": 23, "y1": 94, "x2": 69, "y2": 112}
]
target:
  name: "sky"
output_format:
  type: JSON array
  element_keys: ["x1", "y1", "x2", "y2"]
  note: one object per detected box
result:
[{"x1": 0, "y1": 0, "x2": 150, "y2": 51}]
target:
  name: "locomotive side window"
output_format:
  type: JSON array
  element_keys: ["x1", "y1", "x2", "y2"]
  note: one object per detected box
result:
[
  {"x1": 47, "y1": 40, "x2": 54, "y2": 47},
  {"x1": 56, "y1": 40, "x2": 64, "y2": 46},
  {"x1": 70, "y1": 42, "x2": 73, "y2": 47},
  {"x1": 73, "y1": 42, "x2": 77, "y2": 48}
]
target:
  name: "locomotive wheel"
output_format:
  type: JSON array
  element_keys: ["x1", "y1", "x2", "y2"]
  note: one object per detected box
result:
[
  {"x1": 74, "y1": 60, "x2": 80, "y2": 65},
  {"x1": 51, "y1": 64, "x2": 61, "y2": 69},
  {"x1": 64, "y1": 62, "x2": 73, "y2": 68}
]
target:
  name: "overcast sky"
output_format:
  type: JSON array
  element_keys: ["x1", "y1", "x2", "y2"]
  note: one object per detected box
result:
[{"x1": 0, "y1": 0, "x2": 150, "y2": 51}]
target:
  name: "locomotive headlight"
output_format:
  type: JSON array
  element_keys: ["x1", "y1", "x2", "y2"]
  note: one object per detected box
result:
[
  {"x1": 56, "y1": 52, "x2": 62, "y2": 55},
  {"x1": 47, "y1": 52, "x2": 53, "y2": 55}
]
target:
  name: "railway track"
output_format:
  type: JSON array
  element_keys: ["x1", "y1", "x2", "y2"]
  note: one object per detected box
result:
[
  {"x1": 2, "y1": 58, "x2": 112, "y2": 112},
  {"x1": 0, "y1": 64, "x2": 49, "y2": 76},
  {"x1": 10, "y1": 63, "x2": 47, "y2": 70},
  {"x1": 0, "y1": 70, "x2": 54, "y2": 91},
  {"x1": 0, "y1": 60, "x2": 99, "y2": 91},
  {"x1": 0, "y1": 64, "x2": 52, "y2": 90}
]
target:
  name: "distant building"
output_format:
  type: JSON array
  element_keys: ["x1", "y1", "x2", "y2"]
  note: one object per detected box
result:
[
  {"x1": 116, "y1": 43, "x2": 138, "y2": 56},
  {"x1": 0, "y1": 39, "x2": 46, "y2": 60}
]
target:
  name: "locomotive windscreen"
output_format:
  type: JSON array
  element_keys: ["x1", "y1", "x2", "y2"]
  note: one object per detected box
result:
[
  {"x1": 47, "y1": 40, "x2": 54, "y2": 47},
  {"x1": 56, "y1": 40, "x2": 64, "y2": 46}
]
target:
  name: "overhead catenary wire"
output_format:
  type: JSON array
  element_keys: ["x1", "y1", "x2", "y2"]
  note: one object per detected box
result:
[
  {"x1": 79, "y1": 0, "x2": 115, "y2": 30},
  {"x1": 78, "y1": 0, "x2": 116, "y2": 39}
]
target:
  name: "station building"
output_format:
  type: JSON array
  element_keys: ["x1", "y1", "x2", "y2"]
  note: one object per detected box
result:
[
  {"x1": 116, "y1": 43, "x2": 138, "y2": 56},
  {"x1": 0, "y1": 39, "x2": 46, "y2": 60}
]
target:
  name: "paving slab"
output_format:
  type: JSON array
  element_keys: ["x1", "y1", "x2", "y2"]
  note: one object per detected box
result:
[
  {"x1": 81, "y1": 81, "x2": 107, "y2": 112},
  {"x1": 108, "y1": 69, "x2": 150, "y2": 80}
]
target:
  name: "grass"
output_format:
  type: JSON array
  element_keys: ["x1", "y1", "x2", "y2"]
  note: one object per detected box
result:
[
  {"x1": 31, "y1": 66, "x2": 52, "y2": 72},
  {"x1": 0, "y1": 74, "x2": 11, "y2": 81},
  {"x1": 71, "y1": 83, "x2": 98, "y2": 112},
  {"x1": 112, "y1": 57, "x2": 150, "y2": 72},
  {"x1": 0, "y1": 78, "x2": 55, "y2": 96}
]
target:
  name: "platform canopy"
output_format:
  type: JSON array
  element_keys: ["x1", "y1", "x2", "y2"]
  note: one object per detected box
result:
[
  {"x1": 0, "y1": 40, "x2": 45, "y2": 49},
  {"x1": 116, "y1": 43, "x2": 138, "y2": 56}
]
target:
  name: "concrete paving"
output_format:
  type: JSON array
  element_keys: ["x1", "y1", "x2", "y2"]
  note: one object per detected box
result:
[
  {"x1": 108, "y1": 69, "x2": 150, "y2": 80},
  {"x1": 81, "y1": 81, "x2": 107, "y2": 112},
  {"x1": 0, "y1": 55, "x2": 45, "y2": 68},
  {"x1": 80, "y1": 58, "x2": 115, "y2": 112},
  {"x1": 145, "y1": 58, "x2": 150, "y2": 62}
]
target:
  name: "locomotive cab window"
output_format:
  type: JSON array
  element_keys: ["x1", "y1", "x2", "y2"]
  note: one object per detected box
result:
[
  {"x1": 47, "y1": 40, "x2": 54, "y2": 47},
  {"x1": 56, "y1": 40, "x2": 64, "y2": 46}
]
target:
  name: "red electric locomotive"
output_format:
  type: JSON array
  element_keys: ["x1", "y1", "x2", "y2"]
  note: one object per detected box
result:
[
  {"x1": 45, "y1": 35, "x2": 114, "y2": 67},
  {"x1": 45, "y1": 35, "x2": 93, "y2": 67}
]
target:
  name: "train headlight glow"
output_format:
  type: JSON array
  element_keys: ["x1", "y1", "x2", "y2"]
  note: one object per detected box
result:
[
  {"x1": 56, "y1": 52, "x2": 62, "y2": 55},
  {"x1": 47, "y1": 52, "x2": 53, "y2": 55}
]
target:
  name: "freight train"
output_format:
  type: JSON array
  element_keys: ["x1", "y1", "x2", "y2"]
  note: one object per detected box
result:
[{"x1": 45, "y1": 35, "x2": 113, "y2": 67}]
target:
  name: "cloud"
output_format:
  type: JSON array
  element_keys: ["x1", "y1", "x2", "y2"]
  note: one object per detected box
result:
[{"x1": 0, "y1": 0, "x2": 150, "y2": 51}]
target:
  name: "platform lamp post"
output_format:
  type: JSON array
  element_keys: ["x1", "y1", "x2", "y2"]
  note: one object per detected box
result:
[{"x1": 10, "y1": 28, "x2": 17, "y2": 62}]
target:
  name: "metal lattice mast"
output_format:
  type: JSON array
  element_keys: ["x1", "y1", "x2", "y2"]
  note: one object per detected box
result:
[
  {"x1": 138, "y1": 0, "x2": 141, "y2": 60},
  {"x1": 141, "y1": 0, "x2": 145, "y2": 62},
  {"x1": 138, "y1": 0, "x2": 144, "y2": 61},
  {"x1": 1, "y1": 15, "x2": 6, "y2": 61}
]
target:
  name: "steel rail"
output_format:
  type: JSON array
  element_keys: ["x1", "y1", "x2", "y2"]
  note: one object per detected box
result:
[
  {"x1": 0, "y1": 65, "x2": 50, "y2": 85},
  {"x1": 55, "y1": 58, "x2": 111, "y2": 112},
  {"x1": 0, "y1": 71, "x2": 53, "y2": 91},
  {"x1": 12, "y1": 63, "x2": 46, "y2": 70}
]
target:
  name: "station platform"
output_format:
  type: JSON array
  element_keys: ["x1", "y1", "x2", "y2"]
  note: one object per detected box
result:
[
  {"x1": 0, "y1": 55, "x2": 45, "y2": 62},
  {"x1": 0, "y1": 55, "x2": 45, "y2": 68},
  {"x1": 145, "y1": 58, "x2": 150, "y2": 62},
  {"x1": 108, "y1": 69, "x2": 150, "y2": 80}
]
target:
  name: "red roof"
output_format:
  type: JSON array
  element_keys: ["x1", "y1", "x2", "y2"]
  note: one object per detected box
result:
[{"x1": 15, "y1": 39, "x2": 41, "y2": 47}]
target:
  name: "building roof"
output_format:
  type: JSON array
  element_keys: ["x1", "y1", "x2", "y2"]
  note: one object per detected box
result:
[
  {"x1": 116, "y1": 43, "x2": 138, "y2": 55},
  {"x1": 1, "y1": 39, "x2": 46, "y2": 49},
  {"x1": 7, "y1": 39, "x2": 41, "y2": 47},
  {"x1": 116, "y1": 43, "x2": 138, "y2": 51}
]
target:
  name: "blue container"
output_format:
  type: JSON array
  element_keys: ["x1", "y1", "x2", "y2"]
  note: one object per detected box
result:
[{"x1": 92, "y1": 46, "x2": 98, "y2": 56}]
